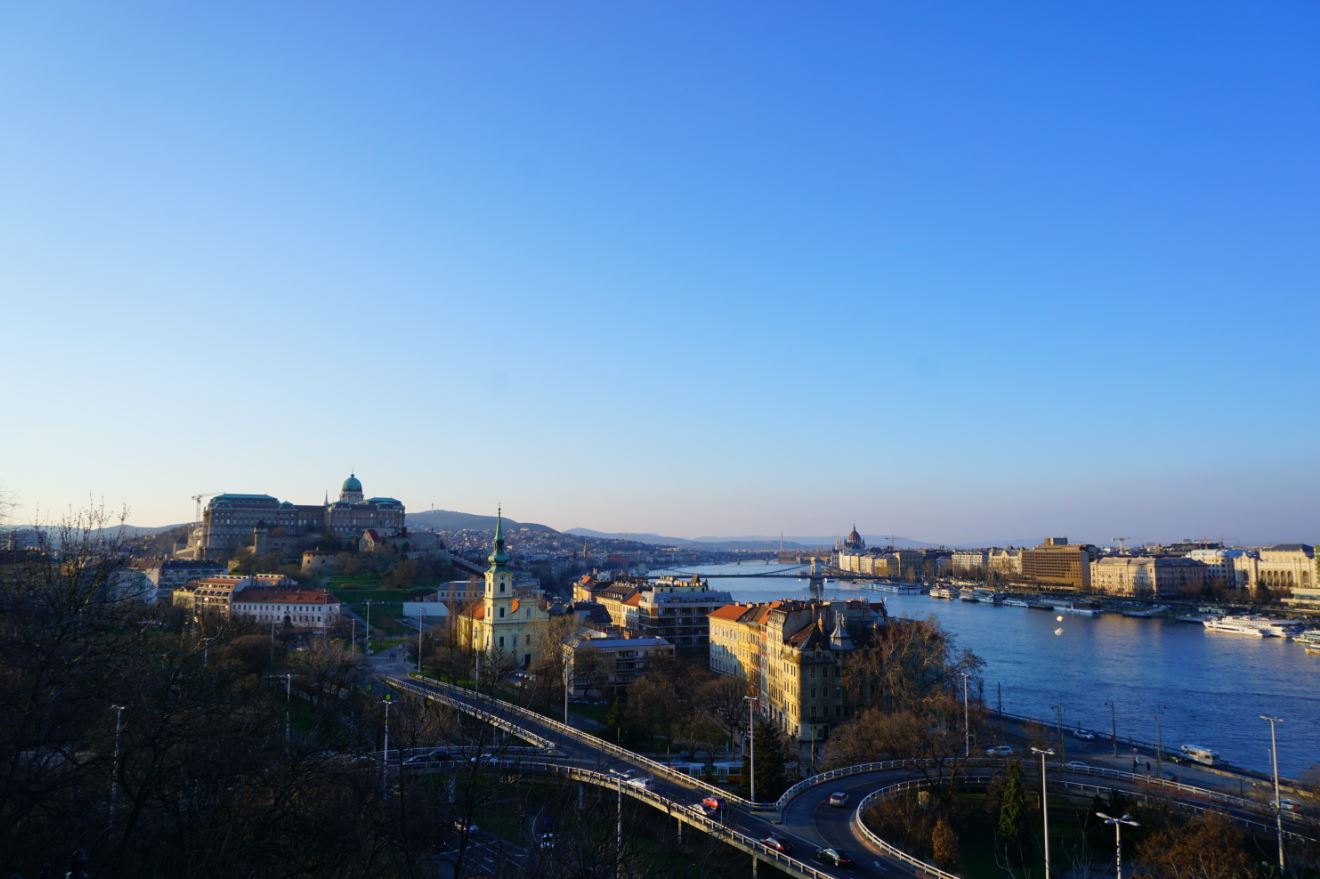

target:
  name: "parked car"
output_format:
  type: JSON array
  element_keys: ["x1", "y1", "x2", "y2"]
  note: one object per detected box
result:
[
  {"x1": 1064, "y1": 760, "x2": 1090, "y2": 771},
  {"x1": 761, "y1": 835, "x2": 794, "y2": 853},
  {"x1": 815, "y1": 847, "x2": 853, "y2": 867},
  {"x1": 985, "y1": 745, "x2": 1014, "y2": 757},
  {"x1": 827, "y1": 791, "x2": 850, "y2": 807}
]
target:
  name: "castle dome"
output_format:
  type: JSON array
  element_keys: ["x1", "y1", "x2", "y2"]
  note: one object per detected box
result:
[{"x1": 342, "y1": 473, "x2": 363, "y2": 493}]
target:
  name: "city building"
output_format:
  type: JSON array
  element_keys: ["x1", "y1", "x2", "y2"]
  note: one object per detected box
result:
[
  {"x1": 1253, "y1": 544, "x2": 1314, "y2": 595},
  {"x1": 708, "y1": 599, "x2": 887, "y2": 742},
  {"x1": 1183, "y1": 548, "x2": 1247, "y2": 590},
  {"x1": 632, "y1": 576, "x2": 734, "y2": 654},
  {"x1": 987, "y1": 548, "x2": 1023, "y2": 578},
  {"x1": 1021, "y1": 538, "x2": 1093, "y2": 591},
  {"x1": 141, "y1": 559, "x2": 227, "y2": 602},
  {"x1": 1089, "y1": 556, "x2": 1206, "y2": 598},
  {"x1": 231, "y1": 588, "x2": 341, "y2": 631},
  {"x1": 563, "y1": 634, "x2": 675, "y2": 699},
  {"x1": 171, "y1": 574, "x2": 295, "y2": 616},
  {"x1": 951, "y1": 549, "x2": 988, "y2": 575},
  {"x1": 184, "y1": 473, "x2": 405, "y2": 560},
  {"x1": 453, "y1": 512, "x2": 553, "y2": 670}
]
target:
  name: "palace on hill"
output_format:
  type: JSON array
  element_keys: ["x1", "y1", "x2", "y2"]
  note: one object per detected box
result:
[{"x1": 183, "y1": 473, "x2": 404, "y2": 560}]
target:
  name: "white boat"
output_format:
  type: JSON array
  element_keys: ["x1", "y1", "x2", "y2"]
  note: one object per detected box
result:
[
  {"x1": 1053, "y1": 600, "x2": 1104, "y2": 616},
  {"x1": 1121, "y1": 604, "x2": 1169, "y2": 618},
  {"x1": 928, "y1": 586, "x2": 955, "y2": 600},
  {"x1": 1203, "y1": 615, "x2": 1281, "y2": 637},
  {"x1": 1002, "y1": 597, "x2": 1030, "y2": 608},
  {"x1": 1297, "y1": 630, "x2": 1320, "y2": 646},
  {"x1": 958, "y1": 587, "x2": 979, "y2": 602}
]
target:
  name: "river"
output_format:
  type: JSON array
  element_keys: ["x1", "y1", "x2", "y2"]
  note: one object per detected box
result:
[{"x1": 652, "y1": 562, "x2": 1319, "y2": 778}]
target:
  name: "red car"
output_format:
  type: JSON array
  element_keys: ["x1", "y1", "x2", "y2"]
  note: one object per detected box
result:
[{"x1": 761, "y1": 835, "x2": 794, "y2": 853}]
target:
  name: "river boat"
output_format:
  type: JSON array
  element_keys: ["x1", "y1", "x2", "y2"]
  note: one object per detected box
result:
[
  {"x1": 1307, "y1": 645, "x2": 1320, "y2": 656},
  {"x1": 870, "y1": 582, "x2": 925, "y2": 595},
  {"x1": 958, "y1": 587, "x2": 978, "y2": 602},
  {"x1": 1296, "y1": 630, "x2": 1320, "y2": 646},
  {"x1": 1054, "y1": 600, "x2": 1104, "y2": 616},
  {"x1": 1203, "y1": 615, "x2": 1283, "y2": 637},
  {"x1": 1002, "y1": 597, "x2": 1030, "y2": 608},
  {"x1": 1121, "y1": 605, "x2": 1170, "y2": 618},
  {"x1": 974, "y1": 589, "x2": 1002, "y2": 604},
  {"x1": 1028, "y1": 599, "x2": 1055, "y2": 611},
  {"x1": 928, "y1": 586, "x2": 955, "y2": 600}
]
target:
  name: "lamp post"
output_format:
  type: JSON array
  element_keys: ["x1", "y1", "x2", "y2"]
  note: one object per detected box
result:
[
  {"x1": 744, "y1": 695, "x2": 759, "y2": 803},
  {"x1": 363, "y1": 601, "x2": 375, "y2": 655},
  {"x1": 961, "y1": 673, "x2": 971, "y2": 757},
  {"x1": 109, "y1": 704, "x2": 125, "y2": 826},
  {"x1": 1097, "y1": 812, "x2": 1139, "y2": 879},
  {"x1": 380, "y1": 693, "x2": 392, "y2": 800},
  {"x1": 563, "y1": 659, "x2": 570, "y2": 724},
  {"x1": 1105, "y1": 700, "x2": 1117, "y2": 757},
  {"x1": 1153, "y1": 704, "x2": 1166, "y2": 779},
  {"x1": 1051, "y1": 704, "x2": 1065, "y2": 762},
  {"x1": 417, "y1": 624, "x2": 424, "y2": 674},
  {"x1": 1031, "y1": 746, "x2": 1055, "y2": 879},
  {"x1": 1260, "y1": 715, "x2": 1286, "y2": 876}
]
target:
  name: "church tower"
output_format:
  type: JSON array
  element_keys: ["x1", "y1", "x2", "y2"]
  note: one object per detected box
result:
[{"x1": 482, "y1": 509, "x2": 516, "y2": 652}]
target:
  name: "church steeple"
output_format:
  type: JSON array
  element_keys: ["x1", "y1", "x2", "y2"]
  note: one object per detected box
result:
[{"x1": 487, "y1": 506, "x2": 509, "y2": 571}]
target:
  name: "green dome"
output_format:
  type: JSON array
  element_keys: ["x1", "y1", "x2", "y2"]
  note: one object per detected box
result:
[{"x1": 342, "y1": 473, "x2": 363, "y2": 493}]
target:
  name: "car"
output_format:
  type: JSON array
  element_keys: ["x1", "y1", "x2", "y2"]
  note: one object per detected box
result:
[
  {"x1": 1064, "y1": 760, "x2": 1090, "y2": 771},
  {"x1": 702, "y1": 795, "x2": 725, "y2": 813},
  {"x1": 690, "y1": 801, "x2": 716, "y2": 817},
  {"x1": 452, "y1": 819, "x2": 479, "y2": 835},
  {"x1": 624, "y1": 775, "x2": 652, "y2": 790},
  {"x1": 609, "y1": 767, "x2": 639, "y2": 781},
  {"x1": 815, "y1": 847, "x2": 853, "y2": 867},
  {"x1": 1279, "y1": 798, "x2": 1304, "y2": 814},
  {"x1": 985, "y1": 745, "x2": 1014, "y2": 757},
  {"x1": 827, "y1": 791, "x2": 850, "y2": 807},
  {"x1": 1072, "y1": 728, "x2": 1097, "y2": 741},
  {"x1": 761, "y1": 835, "x2": 794, "y2": 853}
]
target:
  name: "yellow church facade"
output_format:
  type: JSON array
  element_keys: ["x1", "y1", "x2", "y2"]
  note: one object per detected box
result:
[{"x1": 455, "y1": 511, "x2": 552, "y2": 670}]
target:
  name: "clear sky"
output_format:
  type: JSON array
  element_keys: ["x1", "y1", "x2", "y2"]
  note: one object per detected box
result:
[{"x1": 2, "y1": 3, "x2": 1318, "y2": 545}]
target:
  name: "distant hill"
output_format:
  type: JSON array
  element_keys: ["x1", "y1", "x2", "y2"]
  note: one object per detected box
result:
[
  {"x1": 566, "y1": 528, "x2": 937, "y2": 550},
  {"x1": 406, "y1": 510, "x2": 557, "y2": 533}
]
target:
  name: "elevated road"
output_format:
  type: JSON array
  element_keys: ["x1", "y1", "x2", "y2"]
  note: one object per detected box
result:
[{"x1": 384, "y1": 672, "x2": 1314, "y2": 879}]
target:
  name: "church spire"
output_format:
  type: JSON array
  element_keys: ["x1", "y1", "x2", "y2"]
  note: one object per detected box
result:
[{"x1": 487, "y1": 506, "x2": 509, "y2": 570}]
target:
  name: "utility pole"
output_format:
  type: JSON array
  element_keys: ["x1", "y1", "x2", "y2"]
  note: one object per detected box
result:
[
  {"x1": 1031, "y1": 747, "x2": 1054, "y2": 879},
  {"x1": 380, "y1": 693, "x2": 392, "y2": 800},
  {"x1": 563, "y1": 659, "x2": 570, "y2": 724},
  {"x1": 1105, "y1": 700, "x2": 1118, "y2": 757},
  {"x1": 744, "y1": 696, "x2": 759, "y2": 803},
  {"x1": 417, "y1": 624, "x2": 423, "y2": 674},
  {"x1": 1154, "y1": 704, "x2": 1166, "y2": 779},
  {"x1": 364, "y1": 601, "x2": 374, "y2": 655},
  {"x1": 109, "y1": 704, "x2": 125, "y2": 827},
  {"x1": 1097, "y1": 812, "x2": 1139, "y2": 879},
  {"x1": 283, "y1": 673, "x2": 296, "y2": 752},
  {"x1": 1052, "y1": 704, "x2": 1065, "y2": 762},
  {"x1": 961, "y1": 673, "x2": 971, "y2": 757},
  {"x1": 1261, "y1": 715, "x2": 1286, "y2": 876}
]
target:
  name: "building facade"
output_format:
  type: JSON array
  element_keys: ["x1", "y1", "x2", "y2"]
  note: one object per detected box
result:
[
  {"x1": 1090, "y1": 556, "x2": 1206, "y2": 598},
  {"x1": 1021, "y1": 538, "x2": 1093, "y2": 591},
  {"x1": 951, "y1": 550, "x2": 988, "y2": 575},
  {"x1": 563, "y1": 635, "x2": 675, "y2": 699},
  {"x1": 231, "y1": 588, "x2": 341, "y2": 631},
  {"x1": 708, "y1": 599, "x2": 887, "y2": 742},
  {"x1": 1183, "y1": 548, "x2": 1247, "y2": 590},
  {"x1": 185, "y1": 473, "x2": 405, "y2": 560}
]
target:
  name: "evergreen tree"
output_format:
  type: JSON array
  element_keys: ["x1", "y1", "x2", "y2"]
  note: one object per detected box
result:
[{"x1": 996, "y1": 759, "x2": 1026, "y2": 842}]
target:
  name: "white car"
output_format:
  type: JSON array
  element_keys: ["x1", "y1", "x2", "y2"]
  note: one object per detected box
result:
[
  {"x1": 985, "y1": 745, "x2": 1014, "y2": 757},
  {"x1": 624, "y1": 775, "x2": 652, "y2": 789},
  {"x1": 827, "y1": 791, "x2": 850, "y2": 807},
  {"x1": 1072, "y1": 728, "x2": 1097, "y2": 741},
  {"x1": 1065, "y1": 760, "x2": 1090, "y2": 771}
]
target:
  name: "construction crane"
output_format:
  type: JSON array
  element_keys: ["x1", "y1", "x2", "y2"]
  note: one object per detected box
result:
[
  {"x1": 192, "y1": 492, "x2": 219, "y2": 523},
  {"x1": 1113, "y1": 537, "x2": 1133, "y2": 554}
]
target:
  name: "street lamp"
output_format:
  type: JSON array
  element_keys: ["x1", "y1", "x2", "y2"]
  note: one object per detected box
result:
[
  {"x1": 1031, "y1": 746, "x2": 1055, "y2": 879},
  {"x1": 264, "y1": 672, "x2": 299, "y2": 752},
  {"x1": 1104, "y1": 700, "x2": 1118, "y2": 757},
  {"x1": 744, "y1": 695, "x2": 759, "y2": 803},
  {"x1": 563, "y1": 659, "x2": 571, "y2": 724},
  {"x1": 960, "y1": 672, "x2": 971, "y2": 758},
  {"x1": 363, "y1": 601, "x2": 375, "y2": 655},
  {"x1": 1051, "y1": 704, "x2": 1065, "y2": 762},
  {"x1": 1097, "y1": 812, "x2": 1139, "y2": 879},
  {"x1": 1153, "y1": 704, "x2": 1166, "y2": 779},
  {"x1": 1260, "y1": 715, "x2": 1286, "y2": 876},
  {"x1": 109, "y1": 704, "x2": 125, "y2": 826},
  {"x1": 380, "y1": 693, "x2": 393, "y2": 800}
]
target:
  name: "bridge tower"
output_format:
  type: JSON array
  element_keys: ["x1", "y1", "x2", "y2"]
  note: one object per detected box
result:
[{"x1": 807, "y1": 556, "x2": 825, "y2": 601}]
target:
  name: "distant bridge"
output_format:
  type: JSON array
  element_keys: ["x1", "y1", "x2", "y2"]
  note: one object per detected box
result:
[{"x1": 651, "y1": 565, "x2": 901, "y2": 582}]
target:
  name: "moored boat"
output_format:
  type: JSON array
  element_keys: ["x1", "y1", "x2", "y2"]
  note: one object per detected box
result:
[
  {"x1": 928, "y1": 586, "x2": 955, "y2": 600},
  {"x1": 1121, "y1": 604, "x2": 1170, "y2": 618}
]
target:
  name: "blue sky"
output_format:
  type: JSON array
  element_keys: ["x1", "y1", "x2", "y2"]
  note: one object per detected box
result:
[{"x1": 2, "y1": 3, "x2": 1317, "y2": 544}]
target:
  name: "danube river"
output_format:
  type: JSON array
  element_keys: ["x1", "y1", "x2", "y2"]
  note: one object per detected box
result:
[{"x1": 653, "y1": 562, "x2": 1319, "y2": 778}]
